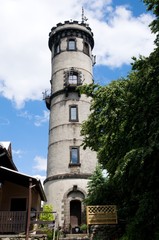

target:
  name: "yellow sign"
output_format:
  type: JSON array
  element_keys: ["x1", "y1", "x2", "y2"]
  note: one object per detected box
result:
[{"x1": 86, "y1": 205, "x2": 118, "y2": 225}]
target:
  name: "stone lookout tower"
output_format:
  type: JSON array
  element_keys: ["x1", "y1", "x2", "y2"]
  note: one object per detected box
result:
[{"x1": 44, "y1": 17, "x2": 97, "y2": 230}]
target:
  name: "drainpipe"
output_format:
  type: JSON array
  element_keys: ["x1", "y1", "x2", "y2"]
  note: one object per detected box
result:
[{"x1": 26, "y1": 178, "x2": 32, "y2": 240}]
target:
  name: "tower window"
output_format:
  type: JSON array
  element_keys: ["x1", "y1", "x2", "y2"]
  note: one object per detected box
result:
[
  {"x1": 83, "y1": 42, "x2": 89, "y2": 56},
  {"x1": 54, "y1": 42, "x2": 60, "y2": 55},
  {"x1": 64, "y1": 68, "x2": 82, "y2": 87},
  {"x1": 69, "y1": 105, "x2": 78, "y2": 122},
  {"x1": 68, "y1": 72, "x2": 78, "y2": 85},
  {"x1": 70, "y1": 147, "x2": 80, "y2": 165},
  {"x1": 68, "y1": 39, "x2": 76, "y2": 50}
]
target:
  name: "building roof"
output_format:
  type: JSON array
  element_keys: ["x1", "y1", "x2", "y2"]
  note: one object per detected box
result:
[
  {"x1": 0, "y1": 142, "x2": 17, "y2": 170},
  {"x1": 0, "y1": 141, "x2": 11, "y2": 150},
  {"x1": 0, "y1": 166, "x2": 47, "y2": 202}
]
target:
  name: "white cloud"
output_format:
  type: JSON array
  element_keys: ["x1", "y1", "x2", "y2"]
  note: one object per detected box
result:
[
  {"x1": 33, "y1": 175, "x2": 46, "y2": 186},
  {"x1": 34, "y1": 110, "x2": 49, "y2": 127},
  {"x1": 91, "y1": 6, "x2": 155, "y2": 67},
  {"x1": 18, "y1": 111, "x2": 33, "y2": 120},
  {"x1": 0, "y1": 117, "x2": 10, "y2": 125},
  {"x1": 0, "y1": 0, "x2": 155, "y2": 107},
  {"x1": 33, "y1": 155, "x2": 47, "y2": 172},
  {"x1": 17, "y1": 110, "x2": 49, "y2": 126},
  {"x1": 82, "y1": 0, "x2": 112, "y2": 20},
  {"x1": 12, "y1": 149, "x2": 23, "y2": 158}
]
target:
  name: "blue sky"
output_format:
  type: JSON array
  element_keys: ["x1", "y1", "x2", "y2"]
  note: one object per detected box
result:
[{"x1": 0, "y1": 0, "x2": 155, "y2": 183}]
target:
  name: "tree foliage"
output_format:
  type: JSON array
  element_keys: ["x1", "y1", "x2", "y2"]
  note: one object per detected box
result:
[
  {"x1": 143, "y1": 0, "x2": 159, "y2": 45},
  {"x1": 40, "y1": 204, "x2": 54, "y2": 221},
  {"x1": 81, "y1": 0, "x2": 159, "y2": 239},
  {"x1": 85, "y1": 165, "x2": 120, "y2": 206}
]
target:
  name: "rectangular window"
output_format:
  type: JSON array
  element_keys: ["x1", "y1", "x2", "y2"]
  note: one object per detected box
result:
[
  {"x1": 69, "y1": 105, "x2": 78, "y2": 122},
  {"x1": 68, "y1": 39, "x2": 76, "y2": 50},
  {"x1": 68, "y1": 72, "x2": 78, "y2": 86},
  {"x1": 64, "y1": 69, "x2": 83, "y2": 88},
  {"x1": 10, "y1": 198, "x2": 27, "y2": 211},
  {"x1": 70, "y1": 147, "x2": 79, "y2": 165},
  {"x1": 68, "y1": 73, "x2": 78, "y2": 85}
]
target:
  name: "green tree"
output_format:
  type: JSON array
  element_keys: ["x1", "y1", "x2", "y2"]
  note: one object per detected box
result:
[
  {"x1": 85, "y1": 165, "x2": 105, "y2": 205},
  {"x1": 39, "y1": 204, "x2": 55, "y2": 240},
  {"x1": 80, "y1": 0, "x2": 159, "y2": 239},
  {"x1": 143, "y1": 0, "x2": 159, "y2": 46},
  {"x1": 85, "y1": 165, "x2": 122, "y2": 207},
  {"x1": 40, "y1": 204, "x2": 54, "y2": 221}
]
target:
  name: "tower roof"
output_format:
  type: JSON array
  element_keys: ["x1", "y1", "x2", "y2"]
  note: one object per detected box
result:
[{"x1": 48, "y1": 20, "x2": 94, "y2": 51}]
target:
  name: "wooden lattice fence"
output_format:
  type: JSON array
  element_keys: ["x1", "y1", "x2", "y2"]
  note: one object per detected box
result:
[{"x1": 86, "y1": 205, "x2": 118, "y2": 225}]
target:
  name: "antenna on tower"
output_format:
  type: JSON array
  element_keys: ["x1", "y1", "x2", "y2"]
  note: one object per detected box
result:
[{"x1": 82, "y1": 7, "x2": 88, "y2": 23}]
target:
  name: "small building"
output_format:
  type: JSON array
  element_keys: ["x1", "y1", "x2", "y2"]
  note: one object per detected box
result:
[{"x1": 0, "y1": 142, "x2": 46, "y2": 234}]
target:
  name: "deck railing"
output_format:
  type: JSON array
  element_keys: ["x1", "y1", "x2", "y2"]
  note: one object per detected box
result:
[
  {"x1": 0, "y1": 211, "x2": 27, "y2": 233},
  {"x1": 0, "y1": 211, "x2": 56, "y2": 234}
]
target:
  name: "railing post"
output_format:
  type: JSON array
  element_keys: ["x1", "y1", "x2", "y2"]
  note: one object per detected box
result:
[{"x1": 26, "y1": 178, "x2": 32, "y2": 240}]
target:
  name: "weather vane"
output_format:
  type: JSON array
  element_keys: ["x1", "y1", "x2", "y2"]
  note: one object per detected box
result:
[{"x1": 82, "y1": 7, "x2": 88, "y2": 23}]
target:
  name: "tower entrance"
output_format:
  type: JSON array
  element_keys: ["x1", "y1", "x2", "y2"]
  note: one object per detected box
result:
[
  {"x1": 70, "y1": 200, "x2": 81, "y2": 228},
  {"x1": 62, "y1": 186, "x2": 86, "y2": 231}
]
